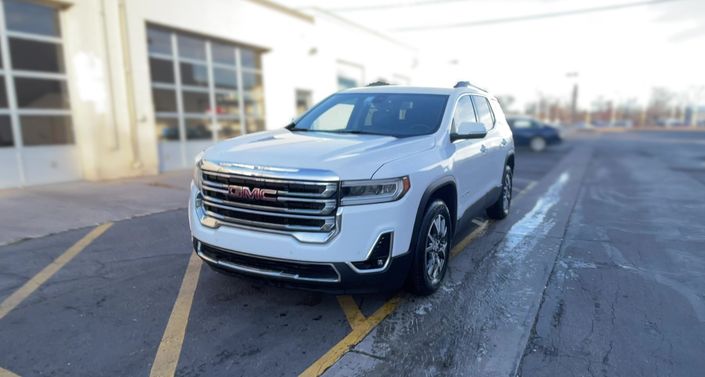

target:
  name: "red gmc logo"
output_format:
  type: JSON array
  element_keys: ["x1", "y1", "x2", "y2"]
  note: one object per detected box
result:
[{"x1": 228, "y1": 185, "x2": 277, "y2": 201}]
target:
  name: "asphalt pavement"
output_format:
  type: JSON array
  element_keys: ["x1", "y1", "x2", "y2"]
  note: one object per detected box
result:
[{"x1": 1, "y1": 131, "x2": 704, "y2": 377}]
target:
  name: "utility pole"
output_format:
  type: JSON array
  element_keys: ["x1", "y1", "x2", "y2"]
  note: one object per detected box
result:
[
  {"x1": 640, "y1": 107, "x2": 647, "y2": 128},
  {"x1": 567, "y1": 72, "x2": 579, "y2": 127},
  {"x1": 692, "y1": 105, "x2": 698, "y2": 128}
]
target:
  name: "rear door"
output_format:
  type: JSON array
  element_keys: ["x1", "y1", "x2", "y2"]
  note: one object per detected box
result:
[{"x1": 471, "y1": 95, "x2": 504, "y2": 191}]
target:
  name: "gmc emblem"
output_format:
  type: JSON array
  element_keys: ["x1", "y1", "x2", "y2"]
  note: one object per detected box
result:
[{"x1": 228, "y1": 185, "x2": 277, "y2": 201}]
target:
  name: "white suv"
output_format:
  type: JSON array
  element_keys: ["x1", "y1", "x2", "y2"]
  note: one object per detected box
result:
[{"x1": 189, "y1": 82, "x2": 514, "y2": 295}]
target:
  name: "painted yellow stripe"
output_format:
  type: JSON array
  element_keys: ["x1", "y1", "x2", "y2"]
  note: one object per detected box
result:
[
  {"x1": 516, "y1": 181, "x2": 537, "y2": 199},
  {"x1": 0, "y1": 223, "x2": 112, "y2": 320},
  {"x1": 0, "y1": 367, "x2": 21, "y2": 377},
  {"x1": 450, "y1": 220, "x2": 488, "y2": 258},
  {"x1": 149, "y1": 252, "x2": 203, "y2": 377},
  {"x1": 300, "y1": 295, "x2": 401, "y2": 377},
  {"x1": 337, "y1": 295, "x2": 366, "y2": 329},
  {"x1": 305, "y1": 216, "x2": 491, "y2": 376}
]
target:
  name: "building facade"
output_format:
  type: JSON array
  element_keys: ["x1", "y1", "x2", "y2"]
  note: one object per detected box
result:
[{"x1": 0, "y1": 0, "x2": 422, "y2": 189}]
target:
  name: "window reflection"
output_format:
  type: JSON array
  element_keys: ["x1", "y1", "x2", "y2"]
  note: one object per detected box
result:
[
  {"x1": 185, "y1": 118, "x2": 212, "y2": 140},
  {"x1": 15, "y1": 78, "x2": 69, "y2": 109},
  {"x1": 21, "y1": 116, "x2": 73, "y2": 146},
  {"x1": 4, "y1": 0, "x2": 59, "y2": 37},
  {"x1": 152, "y1": 88, "x2": 177, "y2": 113},
  {"x1": 215, "y1": 92, "x2": 239, "y2": 116},
  {"x1": 178, "y1": 35, "x2": 206, "y2": 61},
  {"x1": 217, "y1": 118, "x2": 241, "y2": 139},
  {"x1": 182, "y1": 91, "x2": 210, "y2": 113},
  {"x1": 156, "y1": 117, "x2": 180, "y2": 141},
  {"x1": 150, "y1": 58, "x2": 174, "y2": 83},
  {"x1": 0, "y1": 116, "x2": 13, "y2": 147},
  {"x1": 10, "y1": 38, "x2": 64, "y2": 72},
  {"x1": 147, "y1": 27, "x2": 172, "y2": 55}
]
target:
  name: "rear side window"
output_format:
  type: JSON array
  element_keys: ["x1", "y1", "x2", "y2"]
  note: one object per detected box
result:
[
  {"x1": 471, "y1": 96, "x2": 494, "y2": 130},
  {"x1": 451, "y1": 96, "x2": 477, "y2": 132}
]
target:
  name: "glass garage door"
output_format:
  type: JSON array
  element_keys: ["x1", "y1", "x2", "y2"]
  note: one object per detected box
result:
[
  {"x1": 146, "y1": 25, "x2": 266, "y2": 171},
  {"x1": 0, "y1": 0, "x2": 79, "y2": 188}
]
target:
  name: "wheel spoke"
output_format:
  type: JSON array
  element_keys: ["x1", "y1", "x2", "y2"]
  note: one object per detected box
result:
[{"x1": 425, "y1": 213, "x2": 450, "y2": 284}]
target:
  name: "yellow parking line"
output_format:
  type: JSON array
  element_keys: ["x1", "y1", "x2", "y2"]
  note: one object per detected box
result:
[
  {"x1": 450, "y1": 220, "x2": 489, "y2": 258},
  {"x1": 149, "y1": 252, "x2": 202, "y2": 377},
  {"x1": 0, "y1": 223, "x2": 113, "y2": 321},
  {"x1": 306, "y1": 220, "x2": 491, "y2": 376},
  {"x1": 300, "y1": 295, "x2": 401, "y2": 377},
  {"x1": 0, "y1": 366, "x2": 21, "y2": 377},
  {"x1": 337, "y1": 295, "x2": 366, "y2": 329},
  {"x1": 516, "y1": 181, "x2": 537, "y2": 199}
]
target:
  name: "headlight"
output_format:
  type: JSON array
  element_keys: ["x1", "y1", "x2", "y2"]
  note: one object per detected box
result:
[
  {"x1": 193, "y1": 151, "x2": 204, "y2": 191},
  {"x1": 340, "y1": 176, "x2": 410, "y2": 206}
]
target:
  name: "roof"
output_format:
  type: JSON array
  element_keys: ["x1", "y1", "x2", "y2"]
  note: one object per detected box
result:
[{"x1": 341, "y1": 85, "x2": 491, "y2": 97}]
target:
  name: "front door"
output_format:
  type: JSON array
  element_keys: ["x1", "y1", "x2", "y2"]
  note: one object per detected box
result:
[{"x1": 450, "y1": 95, "x2": 490, "y2": 215}]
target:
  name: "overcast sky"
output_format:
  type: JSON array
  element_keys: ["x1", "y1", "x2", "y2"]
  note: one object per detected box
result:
[{"x1": 279, "y1": 0, "x2": 705, "y2": 110}]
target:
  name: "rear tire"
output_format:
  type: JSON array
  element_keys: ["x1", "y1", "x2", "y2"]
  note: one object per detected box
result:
[
  {"x1": 487, "y1": 165, "x2": 512, "y2": 220},
  {"x1": 408, "y1": 200, "x2": 452, "y2": 296}
]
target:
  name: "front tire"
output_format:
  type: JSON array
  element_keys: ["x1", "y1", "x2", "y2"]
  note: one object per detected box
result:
[
  {"x1": 487, "y1": 165, "x2": 512, "y2": 220},
  {"x1": 408, "y1": 200, "x2": 452, "y2": 296}
]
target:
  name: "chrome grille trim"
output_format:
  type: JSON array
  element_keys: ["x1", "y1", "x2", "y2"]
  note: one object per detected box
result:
[
  {"x1": 202, "y1": 194, "x2": 337, "y2": 215},
  {"x1": 200, "y1": 169, "x2": 340, "y2": 233},
  {"x1": 202, "y1": 171, "x2": 337, "y2": 198},
  {"x1": 204, "y1": 210, "x2": 336, "y2": 232}
]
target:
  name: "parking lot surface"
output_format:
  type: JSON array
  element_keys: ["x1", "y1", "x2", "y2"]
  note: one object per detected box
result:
[{"x1": 1, "y1": 131, "x2": 704, "y2": 377}]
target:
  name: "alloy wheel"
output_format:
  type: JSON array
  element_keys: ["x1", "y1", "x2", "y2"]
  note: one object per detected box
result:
[{"x1": 425, "y1": 214, "x2": 448, "y2": 285}]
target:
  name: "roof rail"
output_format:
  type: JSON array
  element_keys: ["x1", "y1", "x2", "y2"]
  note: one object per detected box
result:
[
  {"x1": 454, "y1": 81, "x2": 487, "y2": 92},
  {"x1": 367, "y1": 81, "x2": 391, "y2": 87}
]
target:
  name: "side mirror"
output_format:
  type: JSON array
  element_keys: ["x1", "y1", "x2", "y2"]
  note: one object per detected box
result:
[{"x1": 451, "y1": 121, "x2": 487, "y2": 142}]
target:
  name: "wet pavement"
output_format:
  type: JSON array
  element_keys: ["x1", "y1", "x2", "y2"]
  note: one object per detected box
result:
[{"x1": 1, "y1": 131, "x2": 703, "y2": 377}]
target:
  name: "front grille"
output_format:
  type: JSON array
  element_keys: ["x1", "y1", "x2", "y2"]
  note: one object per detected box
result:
[
  {"x1": 198, "y1": 241, "x2": 339, "y2": 282},
  {"x1": 201, "y1": 170, "x2": 339, "y2": 233}
]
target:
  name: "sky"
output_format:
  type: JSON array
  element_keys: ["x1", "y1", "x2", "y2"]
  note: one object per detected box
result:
[{"x1": 277, "y1": 0, "x2": 705, "y2": 111}]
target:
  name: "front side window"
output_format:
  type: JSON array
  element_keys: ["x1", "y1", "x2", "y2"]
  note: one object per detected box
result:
[
  {"x1": 0, "y1": 0, "x2": 72, "y2": 147},
  {"x1": 472, "y1": 96, "x2": 495, "y2": 130},
  {"x1": 292, "y1": 93, "x2": 448, "y2": 137},
  {"x1": 451, "y1": 96, "x2": 477, "y2": 132},
  {"x1": 147, "y1": 25, "x2": 266, "y2": 142}
]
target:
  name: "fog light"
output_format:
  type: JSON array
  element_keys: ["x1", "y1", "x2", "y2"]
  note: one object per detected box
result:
[{"x1": 351, "y1": 232, "x2": 392, "y2": 272}]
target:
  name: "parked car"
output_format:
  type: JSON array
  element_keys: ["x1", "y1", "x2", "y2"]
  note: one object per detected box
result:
[
  {"x1": 189, "y1": 82, "x2": 515, "y2": 295},
  {"x1": 506, "y1": 116, "x2": 561, "y2": 152}
]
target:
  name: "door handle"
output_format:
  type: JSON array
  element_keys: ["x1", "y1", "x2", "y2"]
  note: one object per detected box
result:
[{"x1": 480, "y1": 145, "x2": 487, "y2": 153}]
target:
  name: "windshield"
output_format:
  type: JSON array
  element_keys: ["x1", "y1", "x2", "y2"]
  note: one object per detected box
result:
[{"x1": 291, "y1": 93, "x2": 449, "y2": 137}]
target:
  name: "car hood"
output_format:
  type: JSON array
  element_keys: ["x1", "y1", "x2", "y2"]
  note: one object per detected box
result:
[{"x1": 202, "y1": 129, "x2": 435, "y2": 180}]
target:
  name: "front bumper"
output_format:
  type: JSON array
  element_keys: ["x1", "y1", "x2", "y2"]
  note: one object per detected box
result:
[
  {"x1": 193, "y1": 238, "x2": 411, "y2": 294},
  {"x1": 188, "y1": 182, "x2": 416, "y2": 262},
  {"x1": 188, "y1": 182, "x2": 420, "y2": 292}
]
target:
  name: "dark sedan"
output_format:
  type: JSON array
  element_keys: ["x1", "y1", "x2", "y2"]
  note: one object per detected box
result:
[{"x1": 506, "y1": 116, "x2": 562, "y2": 152}]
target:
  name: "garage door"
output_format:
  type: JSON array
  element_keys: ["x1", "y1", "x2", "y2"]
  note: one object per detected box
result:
[
  {"x1": 146, "y1": 25, "x2": 266, "y2": 171},
  {"x1": 0, "y1": 0, "x2": 80, "y2": 189}
]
